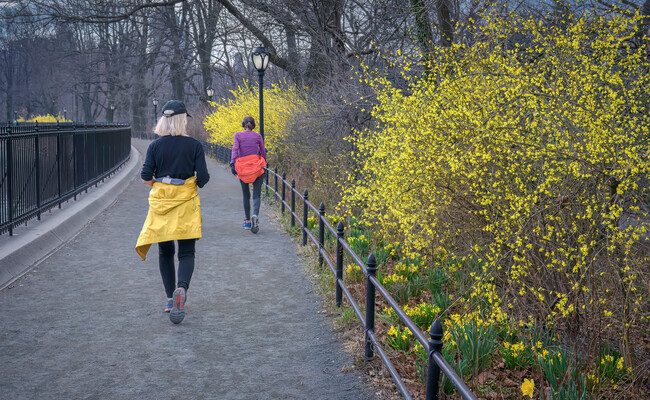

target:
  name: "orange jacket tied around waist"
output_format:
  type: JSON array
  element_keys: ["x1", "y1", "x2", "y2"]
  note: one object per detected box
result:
[
  {"x1": 135, "y1": 176, "x2": 201, "y2": 260},
  {"x1": 235, "y1": 154, "x2": 266, "y2": 184}
]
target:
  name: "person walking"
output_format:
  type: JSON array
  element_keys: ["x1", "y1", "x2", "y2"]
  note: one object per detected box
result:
[
  {"x1": 136, "y1": 100, "x2": 210, "y2": 324},
  {"x1": 230, "y1": 116, "x2": 266, "y2": 234}
]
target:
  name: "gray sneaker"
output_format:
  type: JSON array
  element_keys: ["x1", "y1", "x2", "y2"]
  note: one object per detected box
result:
[
  {"x1": 251, "y1": 215, "x2": 259, "y2": 234},
  {"x1": 169, "y1": 287, "x2": 186, "y2": 324}
]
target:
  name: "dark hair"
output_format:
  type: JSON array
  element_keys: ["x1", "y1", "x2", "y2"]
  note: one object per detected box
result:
[{"x1": 242, "y1": 116, "x2": 255, "y2": 130}]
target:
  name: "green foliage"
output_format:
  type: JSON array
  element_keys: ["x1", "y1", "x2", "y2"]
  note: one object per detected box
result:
[
  {"x1": 386, "y1": 325, "x2": 412, "y2": 351},
  {"x1": 452, "y1": 322, "x2": 498, "y2": 377},
  {"x1": 345, "y1": 263, "x2": 364, "y2": 283},
  {"x1": 340, "y1": 306, "x2": 357, "y2": 326},
  {"x1": 501, "y1": 341, "x2": 533, "y2": 369},
  {"x1": 404, "y1": 302, "x2": 440, "y2": 330}
]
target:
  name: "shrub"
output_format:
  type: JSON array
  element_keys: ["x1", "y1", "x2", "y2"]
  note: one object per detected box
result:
[
  {"x1": 203, "y1": 83, "x2": 304, "y2": 153},
  {"x1": 341, "y1": 10, "x2": 649, "y2": 372},
  {"x1": 17, "y1": 114, "x2": 70, "y2": 122}
]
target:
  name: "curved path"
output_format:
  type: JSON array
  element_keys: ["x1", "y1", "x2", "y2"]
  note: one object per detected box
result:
[{"x1": 0, "y1": 139, "x2": 374, "y2": 400}]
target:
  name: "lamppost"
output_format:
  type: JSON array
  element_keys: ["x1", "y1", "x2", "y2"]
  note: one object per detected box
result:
[
  {"x1": 152, "y1": 97, "x2": 159, "y2": 125},
  {"x1": 13, "y1": 110, "x2": 17, "y2": 124},
  {"x1": 63, "y1": 108, "x2": 67, "y2": 121},
  {"x1": 251, "y1": 45, "x2": 269, "y2": 139},
  {"x1": 109, "y1": 104, "x2": 116, "y2": 123},
  {"x1": 206, "y1": 86, "x2": 214, "y2": 101}
]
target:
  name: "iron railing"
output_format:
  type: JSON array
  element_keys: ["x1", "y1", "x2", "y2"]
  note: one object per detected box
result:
[
  {"x1": 202, "y1": 142, "x2": 231, "y2": 164},
  {"x1": 1, "y1": 123, "x2": 131, "y2": 235},
  {"x1": 131, "y1": 134, "x2": 231, "y2": 164},
  {"x1": 0, "y1": 121, "x2": 129, "y2": 135},
  {"x1": 131, "y1": 131, "x2": 158, "y2": 141},
  {"x1": 204, "y1": 143, "x2": 478, "y2": 400}
]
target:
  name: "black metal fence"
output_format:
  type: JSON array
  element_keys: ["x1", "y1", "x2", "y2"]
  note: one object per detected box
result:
[
  {"x1": 202, "y1": 142, "x2": 231, "y2": 164},
  {"x1": 204, "y1": 143, "x2": 477, "y2": 400},
  {"x1": 131, "y1": 131, "x2": 158, "y2": 141},
  {"x1": 1, "y1": 123, "x2": 131, "y2": 235},
  {"x1": 131, "y1": 134, "x2": 231, "y2": 164}
]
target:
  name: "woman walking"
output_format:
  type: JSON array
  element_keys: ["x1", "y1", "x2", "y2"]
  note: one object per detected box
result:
[
  {"x1": 230, "y1": 116, "x2": 266, "y2": 234},
  {"x1": 136, "y1": 100, "x2": 210, "y2": 324}
]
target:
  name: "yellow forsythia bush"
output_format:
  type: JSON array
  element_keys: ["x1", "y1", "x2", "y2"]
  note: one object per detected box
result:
[
  {"x1": 342, "y1": 11, "x2": 648, "y2": 368},
  {"x1": 17, "y1": 114, "x2": 70, "y2": 122},
  {"x1": 203, "y1": 83, "x2": 304, "y2": 153}
]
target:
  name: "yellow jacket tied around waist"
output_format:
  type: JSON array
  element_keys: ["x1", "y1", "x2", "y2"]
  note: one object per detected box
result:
[{"x1": 136, "y1": 176, "x2": 201, "y2": 260}]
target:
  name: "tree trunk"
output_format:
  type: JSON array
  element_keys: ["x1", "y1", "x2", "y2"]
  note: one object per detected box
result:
[
  {"x1": 82, "y1": 82, "x2": 93, "y2": 122},
  {"x1": 305, "y1": 0, "x2": 347, "y2": 84},
  {"x1": 4, "y1": 59, "x2": 13, "y2": 122},
  {"x1": 409, "y1": 0, "x2": 435, "y2": 61},
  {"x1": 166, "y1": 4, "x2": 187, "y2": 101},
  {"x1": 436, "y1": 0, "x2": 453, "y2": 47},
  {"x1": 198, "y1": 42, "x2": 212, "y2": 101},
  {"x1": 284, "y1": 24, "x2": 302, "y2": 84},
  {"x1": 131, "y1": 77, "x2": 148, "y2": 133}
]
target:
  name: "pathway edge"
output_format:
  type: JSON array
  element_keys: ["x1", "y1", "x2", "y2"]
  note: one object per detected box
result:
[{"x1": 0, "y1": 145, "x2": 141, "y2": 290}]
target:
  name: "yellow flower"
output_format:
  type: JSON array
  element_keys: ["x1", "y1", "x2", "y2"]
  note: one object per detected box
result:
[
  {"x1": 387, "y1": 325, "x2": 399, "y2": 337},
  {"x1": 521, "y1": 378, "x2": 534, "y2": 398},
  {"x1": 616, "y1": 357, "x2": 624, "y2": 370}
]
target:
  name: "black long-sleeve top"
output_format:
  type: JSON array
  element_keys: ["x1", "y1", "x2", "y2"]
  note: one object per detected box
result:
[{"x1": 140, "y1": 136, "x2": 210, "y2": 188}]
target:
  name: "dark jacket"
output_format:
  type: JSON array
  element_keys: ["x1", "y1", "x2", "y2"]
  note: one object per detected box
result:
[{"x1": 141, "y1": 136, "x2": 210, "y2": 188}]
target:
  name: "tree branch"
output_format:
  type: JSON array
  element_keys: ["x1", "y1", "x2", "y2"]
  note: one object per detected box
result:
[
  {"x1": 216, "y1": 0, "x2": 290, "y2": 71},
  {"x1": 17, "y1": 0, "x2": 187, "y2": 24}
]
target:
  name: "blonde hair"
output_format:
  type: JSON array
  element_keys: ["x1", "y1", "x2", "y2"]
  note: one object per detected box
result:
[{"x1": 154, "y1": 113, "x2": 188, "y2": 136}]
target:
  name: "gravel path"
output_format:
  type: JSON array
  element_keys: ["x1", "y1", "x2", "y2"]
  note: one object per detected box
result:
[{"x1": 0, "y1": 139, "x2": 374, "y2": 400}]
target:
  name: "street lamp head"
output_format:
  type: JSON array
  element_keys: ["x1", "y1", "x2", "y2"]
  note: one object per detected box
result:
[
  {"x1": 110, "y1": 104, "x2": 116, "y2": 111},
  {"x1": 206, "y1": 86, "x2": 214, "y2": 99},
  {"x1": 251, "y1": 46, "x2": 270, "y2": 72},
  {"x1": 153, "y1": 98, "x2": 159, "y2": 107}
]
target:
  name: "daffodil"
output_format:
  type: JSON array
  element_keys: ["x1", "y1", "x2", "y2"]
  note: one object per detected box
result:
[{"x1": 521, "y1": 378, "x2": 534, "y2": 398}]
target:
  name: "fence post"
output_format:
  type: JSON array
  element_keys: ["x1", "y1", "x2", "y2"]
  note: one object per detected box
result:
[
  {"x1": 84, "y1": 132, "x2": 88, "y2": 194},
  {"x1": 302, "y1": 189, "x2": 308, "y2": 246},
  {"x1": 265, "y1": 163, "x2": 269, "y2": 196},
  {"x1": 6, "y1": 130, "x2": 13, "y2": 236},
  {"x1": 281, "y1": 172, "x2": 286, "y2": 214},
  {"x1": 73, "y1": 132, "x2": 77, "y2": 201},
  {"x1": 318, "y1": 202, "x2": 325, "y2": 267},
  {"x1": 290, "y1": 179, "x2": 296, "y2": 227},
  {"x1": 336, "y1": 221, "x2": 344, "y2": 307},
  {"x1": 57, "y1": 132, "x2": 62, "y2": 208},
  {"x1": 35, "y1": 134, "x2": 41, "y2": 220},
  {"x1": 274, "y1": 167, "x2": 278, "y2": 196},
  {"x1": 365, "y1": 253, "x2": 377, "y2": 361},
  {"x1": 426, "y1": 319, "x2": 443, "y2": 400}
]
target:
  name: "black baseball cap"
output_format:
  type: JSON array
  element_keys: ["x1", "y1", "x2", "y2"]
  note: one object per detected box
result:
[{"x1": 162, "y1": 100, "x2": 192, "y2": 118}]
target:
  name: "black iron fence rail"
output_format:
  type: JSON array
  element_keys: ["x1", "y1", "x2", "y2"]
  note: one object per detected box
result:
[
  {"x1": 204, "y1": 143, "x2": 477, "y2": 400},
  {"x1": 1, "y1": 123, "x2": 131, "y2": 235},
  {"x1": 1, "y1": 122, "x2": 129, "y2": 135}
]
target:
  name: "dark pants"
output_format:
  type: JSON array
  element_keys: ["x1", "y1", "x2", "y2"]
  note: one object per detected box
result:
[
  {"x1": 158, "y1": 239, "x2": 196, "y2": 298},
  {"x1": 240, "y1": 175, "x2": 263, "y2": 220}
]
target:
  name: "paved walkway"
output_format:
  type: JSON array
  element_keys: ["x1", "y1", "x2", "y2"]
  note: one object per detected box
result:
[{"x1": 0, "y1": 139, "x2": 374, "y2": 400}]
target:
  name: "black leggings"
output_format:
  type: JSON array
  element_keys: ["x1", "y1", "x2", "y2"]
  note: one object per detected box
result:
[
  {"x1": 240, "y1": 175, "x2": 263, "y2": 220},
  {"x1": 158, "y1": 239, "x2": 196, "y2": 298}
]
